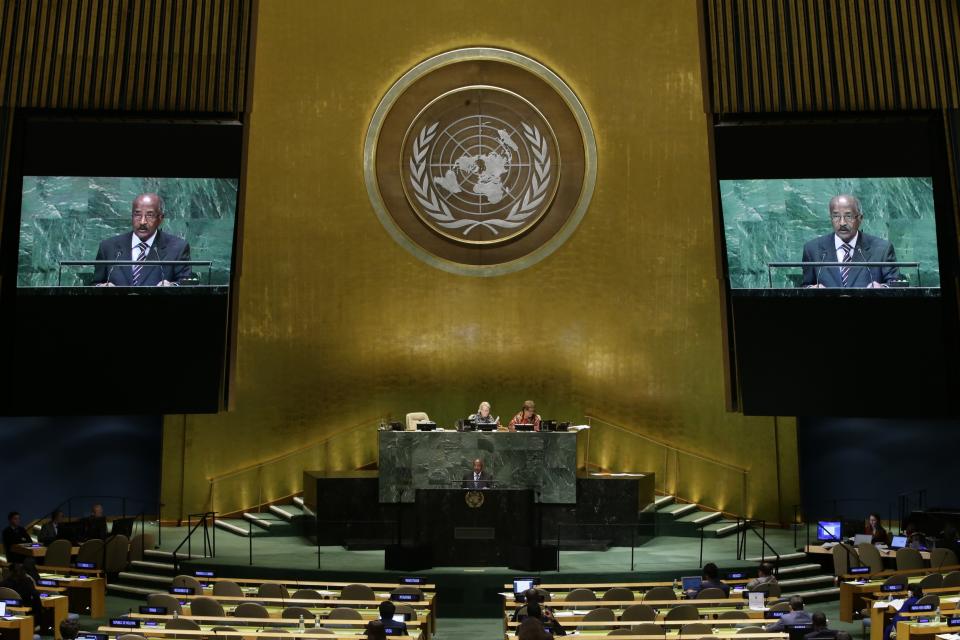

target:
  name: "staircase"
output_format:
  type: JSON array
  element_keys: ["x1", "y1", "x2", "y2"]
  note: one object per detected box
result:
[
  {"x1": 108, "y1": 548, "x2": 177, "y2": 597},
  {"x1": 654, "y1": 495, "x2": 744, "y2": 538},
  {"x1": 746, "y1": 551, "x2": 839, "y2": 603},
  {"x1": 214, "y1": 496, "x2": 308, "y2": 538}
]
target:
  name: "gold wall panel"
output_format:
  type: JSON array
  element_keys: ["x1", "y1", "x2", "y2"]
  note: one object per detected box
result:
[
  {"x1": 704, "y1": 0, "x2": 960, "y2": 112},
  {"x1": 161, "y1": 0, "x2": 800, "y2": 523}
]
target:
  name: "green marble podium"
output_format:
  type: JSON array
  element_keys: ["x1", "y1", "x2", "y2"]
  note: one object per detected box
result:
[{"x1": 378, "y1": 430, "x2": 579, "y2": 504}]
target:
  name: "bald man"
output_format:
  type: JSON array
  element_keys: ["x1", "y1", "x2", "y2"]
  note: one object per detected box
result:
[
  {"x1": 91, "y1": 193, "x2": 192, "y2": 286},
  {"x1": 801, "y1": 194, "x2": 900, "y2": 288}
]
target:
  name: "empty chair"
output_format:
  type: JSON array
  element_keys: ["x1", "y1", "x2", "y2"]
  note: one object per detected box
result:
[
  {"x1": 750, "y1": 581, "x2": 782, "y2": 598},
  {"x1": 118, "y1": 635, "x2": 147, "y2": 640},
  {"x1": 340, "y1": 583, "x2": 376, "y2": 601},
  {"x1": 664, "y1": 605, "x2": 699, "y2": 621},
  {"x1": 147, "y1": 593, "x2": 182, "y2": 614},
  {"x1": 565, "y1": 587, "x2": 598, "y2": 601},
  {"x1": 128, "y1": 533, "x2": 155, "y2": 562},
  {"x1": 881, "y1": 574, "x2": 910, "y2": 591},
  {"x1": 75, "y1": 539, "x2": 104, "y2": 568},
  {"x1": 580, "y1": 607, "x2": 616, "y2": 630},
  {"x1": 291, "y1": 588, "x2": 322, "y2": 600},
  {"x1": 931, "y1": 548, "x2": 960, "y2": 569},
  {"x1": 189, "y1": 596, "x2": 225, "y2": 617},
  {"x1": 643, "y1": 586, "x2": 677, "y2": 601},
  {"x1": 896, "y1": 548, "x2": 924, "y2": 571},
  {"x1": 856, "y1": 543, "x2": 884, "y2": 574},
  {"x1": 258, "y1": 582, "x2": 290, "y2": 599},
  {"x1": 325, "y1": 607, "x2": 362, "y2": 629},
  {"x1": 213, "y1": 581, "x2": 244, "y2": 597},
  {"x1": 105, "y1": 534, "x2": 130, "y2": 573},
  {"x1": 737, "y1": 627, "x2": 765, "y2": 635},
  {"x1": 0, "y1": 587, "x2": 21, "y2": 600},
  {"x1": 405, "y1": 412, "x2": 430, "y2": 431},
  {"x1": 43, "y1": 540, "x2": 72, "y2": 567},
  {"x1": 919, "y1": 573, "x2": 943, "y2": 589},
  {"x1": 282, "y1": 607, "x2": 316, "y2": 620},
  {"x1": 695, "y1": 587, "x2": 726, "y2": 600},
  {"x1": 717, "y1": 610, "x2": 749, "y2": 620},
  {"x1": 210, "y1": 628, "x2": 237, "y2": 633},
  {"x1": 831, "y1": 543, "x2": 861, "y2": 576},
  {"x1": 769, "y1": 602, "x2": 791, "y2": 614},
  {"x1": 917, "y1": 594, "x2": 940, "y2": 608},
  {"x1": 390, "y1": 586, "x2": 424, "y2": 600},
  {"x1": 233, "y1": 602, "x2": 270, "y2": 618},
  {"x1": 680, "y1": 623, "x2": 713, "y2": 637},
  {"x1": 395, "y1": 604, "x2": 416, "y2": 621},
  {"x1": 172, "y1": 575, "x2": 203, "y2": 593},
  {"x1": 943, "y1": 571, "x2": 960, "y2": 588},
  {"x1": 165, "y1": 619, "x2": 201, "y2": 631},
  {"x1": 602, "y1": 587, "x2": 634, "y2": 604},
  {"x1": 535, "y1": 588, "x2": 552, "y2": 602},
  {"x1": 624, "y1": 623, "x2": 665, "y2": 636},
  {"x1": 620, "y1": 604, "x2": 657, "y2": 622}
]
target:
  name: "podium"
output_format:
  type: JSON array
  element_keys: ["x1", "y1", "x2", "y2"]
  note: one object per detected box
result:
[{"x1": 414, "y1": 488, "x2": 536, "y2": 567}]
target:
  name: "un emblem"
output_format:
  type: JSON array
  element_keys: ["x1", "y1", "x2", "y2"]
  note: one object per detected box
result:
[
  {"x1": 464, "y1": 491, "x2": 485, "y2": 509},
  {"x1": 365, "y1": 48, "x2": 596, "y2": 275}
]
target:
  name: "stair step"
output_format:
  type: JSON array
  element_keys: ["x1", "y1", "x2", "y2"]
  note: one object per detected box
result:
[
  {"x1": 117, "y1": 571, "x2": 173, "y2": 585},
  {"x1": 107, "y1": 583, "x2": 157, "y2": 596},
  {"x1": 215, "y1": 519, "x2": 250, "y2": 536},
  {"x1": 786, "y1": 586, "x2": 840, "y2": 601},
  {"x1": 747, "y1": 552, "x2": 807, "y2": 564},
  {"x1": 677, "y1": 511, "x2": 722, "y2": 525},
  {"x1": 654, "y1": 495, "x2": 675, "y2": 509},
  {"x1": 703, "y1": 520, "x2": 744, "y2": 537},
  {"x1": 129, "y1": 560, "x2": 175, "y2": 573},
  {"x1": 778, "y1": 574, "x2": 835, "y2": 589},
  {"x1": 243, "y1": 513, "x2": 277, "y2": 530},
  {"x1": 659, "y1": 503, "x2": 699, "y2": 518},
  {"x1": 144, "y1": 549, "x2": 175, "y2": 560},
  {"x1": 293, "y1": 496, "x2": 305, "y2": 508},
  {"x1": 269, "y1": 505, "x2": 303, "y2": 521},
  {"x1": 775, "y1": 563, "x2": 822, "y2": 576}
]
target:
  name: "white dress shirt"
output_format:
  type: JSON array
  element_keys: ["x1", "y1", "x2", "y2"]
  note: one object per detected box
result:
[
  {"x1": 132, "y1": 231, "x2": 158, "y2": 259},
  {"x1": 834, "y1": 232, "x2": 858, "y2": 263}
]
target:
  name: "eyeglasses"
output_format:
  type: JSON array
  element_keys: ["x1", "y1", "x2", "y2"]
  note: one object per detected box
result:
[
  {"x1": 132, "y1": 213, "x2": 161, "y2": 221},
  {"x1": 830, "y1": 213, "x2": 860, "y2": 222}
]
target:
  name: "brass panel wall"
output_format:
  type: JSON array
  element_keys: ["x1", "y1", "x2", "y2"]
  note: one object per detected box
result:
[
  {"x1": 704, "y1": 0, "x2": 960, "y2": 112},
  {"x1": 161, "y1": 0, "x2": 800, "y2": 524}
]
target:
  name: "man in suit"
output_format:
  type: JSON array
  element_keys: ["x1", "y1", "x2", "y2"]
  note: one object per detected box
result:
[
  {"x1": 38, "y1": 510, "x2": 63, "y2": 546},
  {"x1": 766, "y1": 596, "x2": 813, "y2": 632},
  {"x1": 462, "y1": 458, "x2": 494, "y2": 489},
  {"x1": 800, "y1": 194, "x2": 900, "y2": 288},
  {"x1": 91, "y1": 193, "x2": 192, "y2": 286},
  {"x1": 804, "y1": 612, "x2": 838, "y2": 640},
  {"x1": 80, "y1": 504, "x2": 108, "y2": 542},
  {"x1": 2, "y1": 512, "x2": 33, "y2": 564},
  {"x1": 377, "y1": 600, "x2": 408, "y2": 635}
]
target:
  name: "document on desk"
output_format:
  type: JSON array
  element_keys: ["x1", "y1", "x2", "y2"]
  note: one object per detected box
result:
[{"x1": 874, "y1": 599, "x2": 906, "y2": 609}]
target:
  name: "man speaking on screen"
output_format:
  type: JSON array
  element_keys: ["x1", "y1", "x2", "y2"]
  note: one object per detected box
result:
[
  {"x1": 801, "y1": 194, "x2": 900, "y2": 288},
  {"x1": 91, "y1": 193, "x2": 192, "y2": 287}
]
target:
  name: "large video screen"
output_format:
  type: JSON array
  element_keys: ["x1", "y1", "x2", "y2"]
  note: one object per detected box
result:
[
  {"x1": 18, "y1": 176, "x2": 237, "y2": 288},
  {"x1": 720, "y1": 177, "x2": 939, "y2": 290}
]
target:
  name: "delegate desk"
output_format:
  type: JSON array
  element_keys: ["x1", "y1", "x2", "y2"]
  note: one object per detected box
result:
[
  {"x1": 0, "y1": 615, "x2": 33, "y2": 640},
  {"x1": 10, "y1": 544, "x2": 80, "y2": 559},
  {"x1": 128, "y1": 614, "x2": 426, "y2": 639},
  {"x1": 415, "y1": 488, "x2": 533, "y2": 566},
  {"x1": 868, "y1": 592, "x2": 960, "y2": 640},
  {"x1": 838, "y1": 568, "x2": 960, "y2": 622},
  {"x1": 378, "y1": 430, "x2": 579, "y2": 503},
  {"x1": 8, "y1": 594, "x2": 69, "y2": 640},
  {"x1": 100, "y1": 627, "x2": 420, "y2": 640},
  {"x1": 38, "y1": 573, "x2": 106, "y2": 617}
]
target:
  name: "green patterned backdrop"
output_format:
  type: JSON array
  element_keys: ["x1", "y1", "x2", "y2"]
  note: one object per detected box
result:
[
  {"x1": 720, "y1": 178, "x2": 939, "y2": 289},
  {"x1": 17, "y1": 177, "x2": 238, "y2": 287}
]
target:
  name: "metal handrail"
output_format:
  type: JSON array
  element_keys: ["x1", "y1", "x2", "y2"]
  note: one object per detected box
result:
[
  {"x1": 172, "y1": 511, "x2": 216, "y2": 570},
  {"x1": 737, "y1": 518, "x2": 781, "y2": 566},
  {"x1": 584, "y1": 415, "x2": 748, "y2": 517}
]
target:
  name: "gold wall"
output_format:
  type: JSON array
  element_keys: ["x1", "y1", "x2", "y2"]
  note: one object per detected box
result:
[{"x1": 161, "y1": 0, "x2": 801, "y2": 523}]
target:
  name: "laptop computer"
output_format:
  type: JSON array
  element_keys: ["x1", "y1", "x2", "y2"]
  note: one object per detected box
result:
[
  {"x1": 853, "y1": 533, "x2": 874, "y2": 545},
  {"x1": 681, "y1": 576, "x2": 702, "y2": 591},
  {"x1": 415, "y1": 421, "x2": 437, "y2": 431},
  {"x1": 513, "y1": 577, "x2": 536, "y2": 601},
  {"x1": 890, "y1": 535, "x2": 908, "y2": 549},
  {"x1": 0, "y1": 602, "x2": 6, "y2": 618}
]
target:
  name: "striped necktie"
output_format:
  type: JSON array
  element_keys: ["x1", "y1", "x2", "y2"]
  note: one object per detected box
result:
[
  {"x1": 840, "y1": 243, "x2": 853, "y2": 287},
  {"x1": 131, "y1": 242, "x2": 149, "y2": 285}
]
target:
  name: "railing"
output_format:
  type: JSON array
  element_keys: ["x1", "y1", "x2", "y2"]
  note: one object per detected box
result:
[
  {"x1": 205, "y1": 417, "x2": 381, "y2": 516},
  {"x1": 898, "y1": 489, "x2": 928, "y2": 526},
  {"x1": 735, "y1": 519, "x2": 780, "y2": 565},
  {"x1": 584, "y1": 415, "x2": 749, "y2": 517},
  {"x1": 172, "y1": 512, "x2": 216, "y2": 571},
  {"x1": 45, "y1": 494, "x2": 161, "y2": 547}
]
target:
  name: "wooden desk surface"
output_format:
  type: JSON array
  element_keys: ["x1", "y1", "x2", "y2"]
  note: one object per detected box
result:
[
  {"x1": 0, "y1": 614, "x2": 33, "y2": 640},
  {"x1": 11, "y1": 544, "x2": 80, "y2": 558},
  {"x1": 99, "y1": 626, "x2": 421, "y2": 640},
  {"x1": 129, "y1": 613, "x2": 424, "y2": 628},
  {"x1": 204, "y1": 577, "x2": 436, "y2": 590},
  {"x1": 806, "y1": 544, "x2": 932, "y2": 560}
]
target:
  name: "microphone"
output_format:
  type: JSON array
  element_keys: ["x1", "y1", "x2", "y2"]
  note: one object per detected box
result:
[
  {"x1": 856, "y1": 245, "x2": 875, "y2": 286},
  {"x1": 105, "y1": 248, "x2": 123, "y2": 284},
  {"x1": 815, "y1": 250, "x2": 828, "y2": 287},
  {"x1": 149, "y1": 243, "x2": 165, "y2": 284}
]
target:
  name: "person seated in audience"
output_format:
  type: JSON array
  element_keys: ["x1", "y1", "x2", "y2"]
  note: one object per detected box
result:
[
  {"x1": 804, "y1": 612, "x2": 838, "y2": 639},
  {"x1": 81, "y1": 504, "x2": 107, "y2": 541},
  {"x1": 39, "y1": 510, "x2": 63, "y2": 546},
  {"x1": 60, "y1": 620, "x2": 79, "y2": 640},
  {"x1": 866, "y1": 513, "x2": 888, "y2": 544},
  {"x1": 523, "y1": 602, "x2": 566, "y2": 636},
  {"x1": 884, "y1": 584, "x2": 923, "y2": 640},
  {"x1": 364, "y1": 619, "x2": 387, "y2": 640},
  {"x1": 746, "y1": 562, "x2": 778, "y2": 591},
  {"x1": 0, "y1": 563, "x2": 42, "y2": 620},
  {"x1": 765, "y1": 596, "x2": 812, "y2": 632},
  {"x1": 377, "y1": 600, "x2": 408, "y2": 635},
  {"x1": 512, "y1": 588, "x2": 553, "y2": 622},
  {"x1": 687, "y1": 562, "x2": 730, "y2": 597},
  {"x1": 2, "y1": 512, "x2": 33, "y2": 564},
  {"x1": 516, "y1": 616, "x2": 552, "y2": 640},
  {"x1": 469, "y1": 401, "x2": 501, "y2": 428}
]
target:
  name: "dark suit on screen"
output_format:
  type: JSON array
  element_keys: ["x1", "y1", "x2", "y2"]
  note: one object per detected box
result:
[
  {"x1": 800, "y1": 231, "x2": 900, "y2": 288},
  {"x1": 91, "y1": 230, "x2": 192, "y2": 286},
  {"x1": 461, "y1": 470, "x2": 494, "y2": 489}
]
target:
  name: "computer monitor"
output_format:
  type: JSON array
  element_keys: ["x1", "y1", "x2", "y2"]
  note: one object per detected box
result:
[
  {"x1": 681, "y1": 576, "x2": 702, "y2": 591},
  {"x1": 890, "y1": 535, "x2": 908, "y2": 549},
  {"x1": 110, "y1": 517, "x2": 135, "y2": 537},
  {"x1": 0, "y1": 602, "x2": 6, "y2": 618},
  {"x1": 415, "y1": 421, "x2": 437, "y2": 431},
  {"x1": 514, "y1": 424, "x2": 535, "y2": 432},
  {"x1": 853, "y1": 534, "x2": 874, "y2": 545},
  {"x1": 477, "y1": 423, "x2": 497, "y2": 432},
  {"x1": 542, "y1": 420, "x2": 557, "y2": 431},
  {"x1": 817, "y1": 521, "x2": 842, "y2": 541},
  {"x1": 514, "y1": 577, "x2": 535, "y2": 594},
  {"x1": 393, "y1": 614, "x2": 408, "y2": 623}
]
